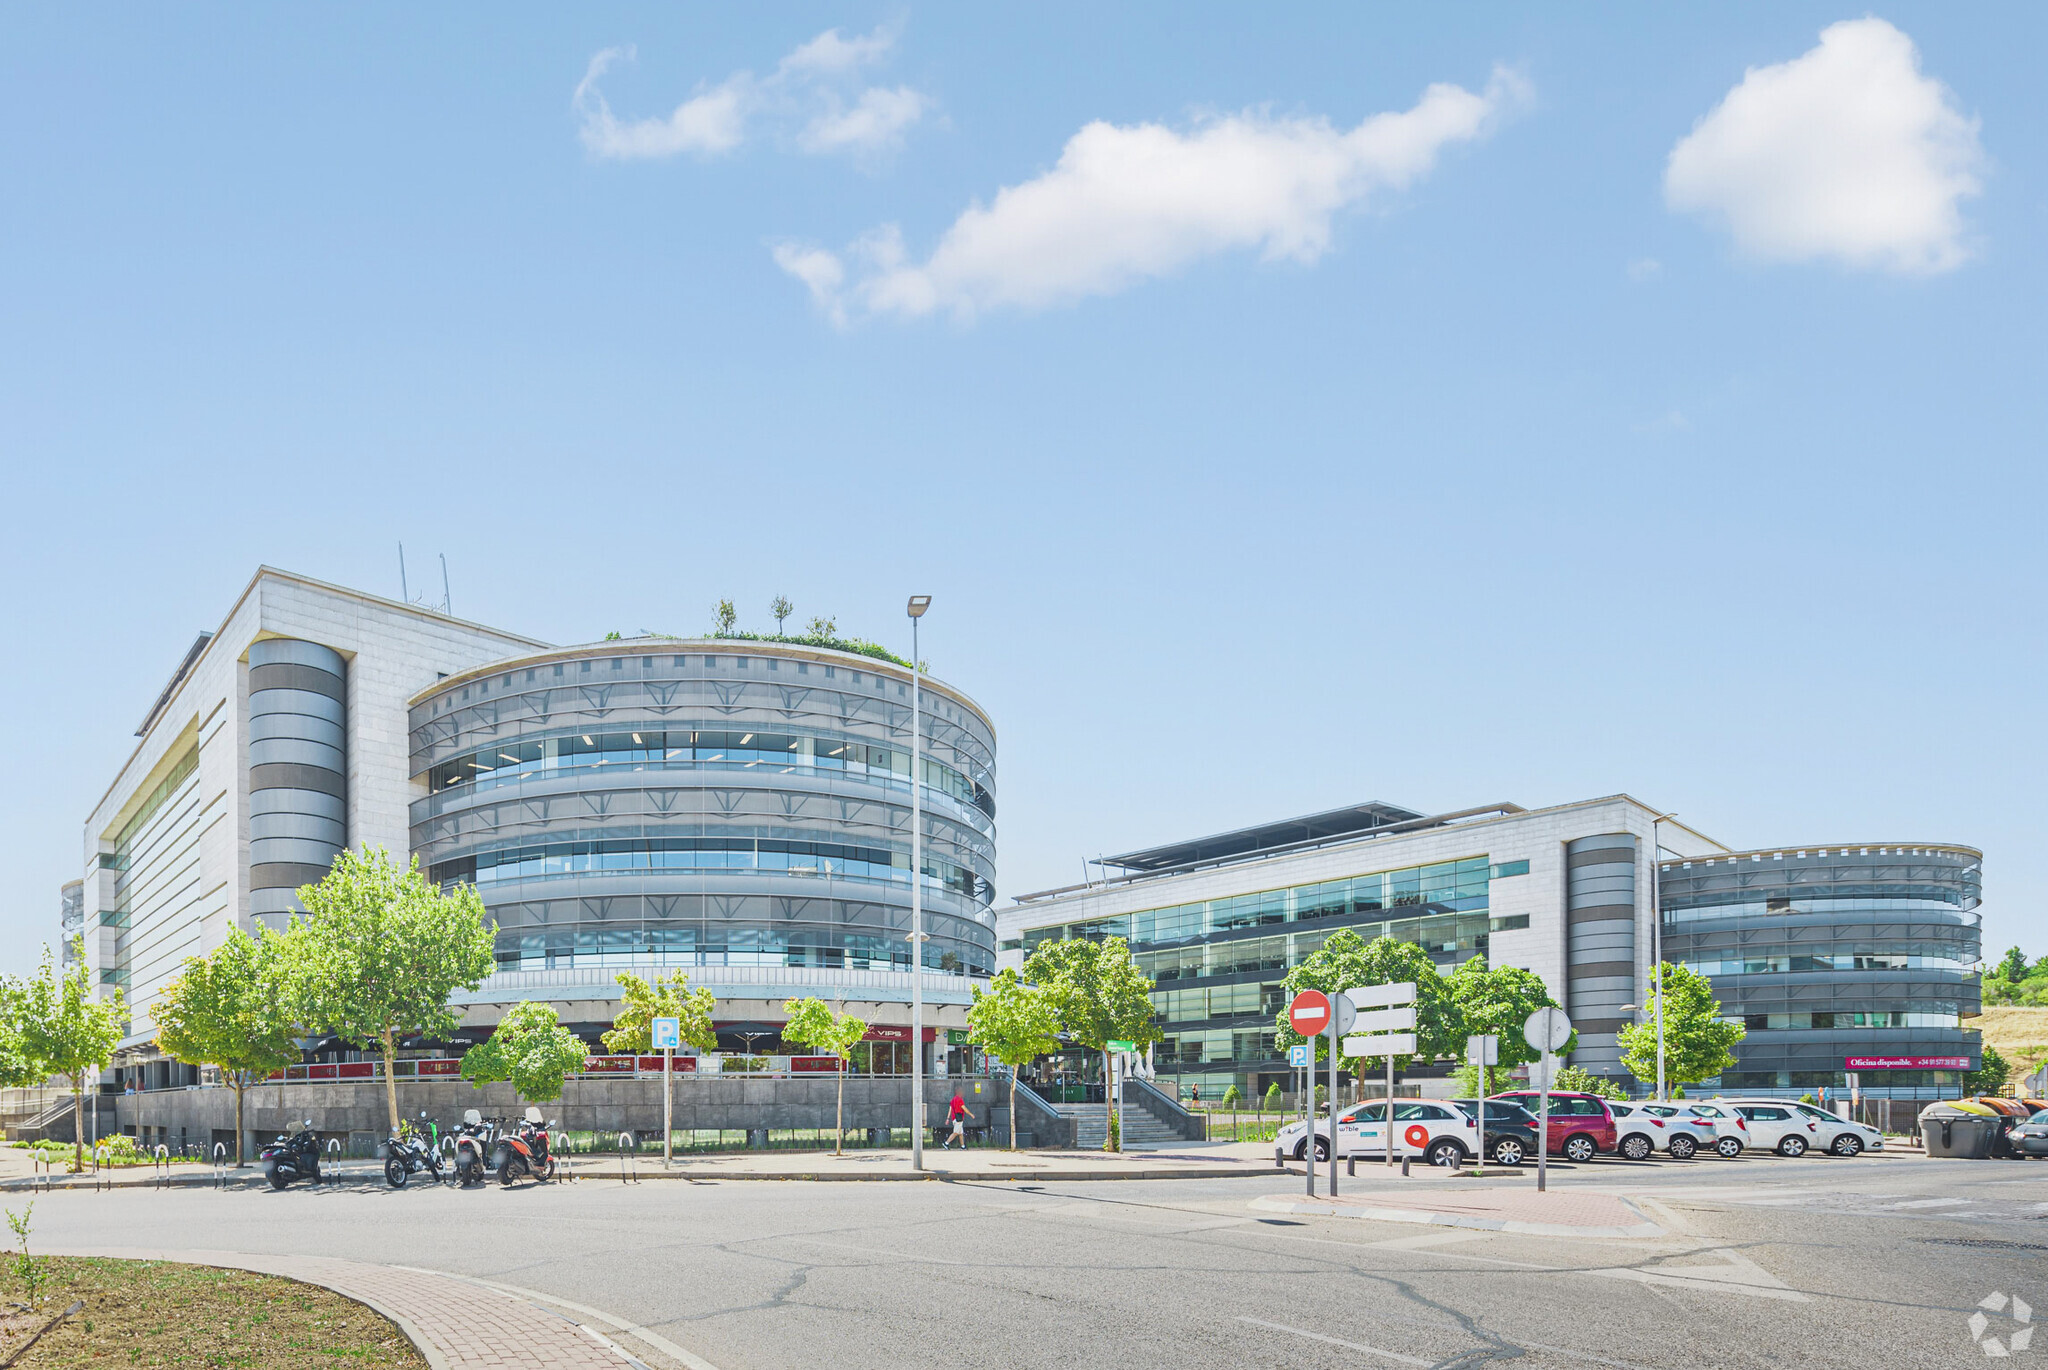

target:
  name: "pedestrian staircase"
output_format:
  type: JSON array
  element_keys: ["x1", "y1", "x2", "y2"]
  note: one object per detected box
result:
[{"x1": 1054, "y1": 1103, "x2": 1189, "y2": 1151}]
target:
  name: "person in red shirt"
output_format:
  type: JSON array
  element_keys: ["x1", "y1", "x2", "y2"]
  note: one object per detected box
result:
[{"x1": 943, "y1": 1092, "x2": 970, "y2": 1149}]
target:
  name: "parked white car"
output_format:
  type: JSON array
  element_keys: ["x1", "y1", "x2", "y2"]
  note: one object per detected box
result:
[
  {"x1": 1606, "y1": 1101, "x2": 1673, "y2": 1161},
  {"x1": 1721, "y1": 1098, "x2": 1884, "y2": 1157},
  {"x1": 1681, "y1": 1101, "x2": 1750, "y2": 1157},
  {"x1": 1624, "y1": 1101, "x2": 1730, "y2": 1159},
  {"x1": 1275, "y1": 1099, "x2": 1480, "y2": 1169}
]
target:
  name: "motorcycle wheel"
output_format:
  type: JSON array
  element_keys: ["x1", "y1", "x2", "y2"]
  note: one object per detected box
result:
[
  {"x1": 463, "y1": 1160, "x2": 482, "y2": 1188},
  {"x1": 543, "y1": 1157, "x2": 558, "y2": 1182},
  {"x1": 497, "y1": 1156, "x2": 520, "y2": 1187},
  {"x1": 385, "y1": 1157, "x2": 408, "y2": 1189},
  {"x1": 265, "y1": 1159, "x2": 290, "y2": 1191}
]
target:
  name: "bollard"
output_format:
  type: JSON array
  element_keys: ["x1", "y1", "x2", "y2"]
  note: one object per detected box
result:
[
  {"x1": 154, "y1": 1145, "x2": 171, "y2": 1189},
  {"x1": 1347, "y1": 1156, "x2": 1355, "y2": 1178},
  {"x1": 619, "y1": 1132, "x2": 639, "y2": 1185},
  {"x1": 1401, "y1": 1156, "x2": 1410, "y2": 1177},
  {"x1": 213, "y1": 1143, "x2": 229, "y2": 1191}
]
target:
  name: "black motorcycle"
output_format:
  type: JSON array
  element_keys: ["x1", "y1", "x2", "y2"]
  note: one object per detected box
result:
[
  {"x1": 380, "y1": 1112, "x2": 445, "y2": 1189},
  {"x1": 261, "y1": 1121, "x2": 323, "y2": 1190},
  {"x1": 451, "y1": 1109, "x2": 494, "y2": 1188}
]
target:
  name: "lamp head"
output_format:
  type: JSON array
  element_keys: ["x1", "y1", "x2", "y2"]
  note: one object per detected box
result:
[{"x1": 906, "y1": 595, "x2": 931, "y2": 619}]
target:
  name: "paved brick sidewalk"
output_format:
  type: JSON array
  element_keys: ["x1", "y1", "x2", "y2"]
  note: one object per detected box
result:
[{"x1": 46, "y1": 1246, "x2": 647, "y2": 1369}]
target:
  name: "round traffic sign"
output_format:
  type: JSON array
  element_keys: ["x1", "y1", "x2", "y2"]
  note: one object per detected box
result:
[
  {"x1": 1523, "y1": 1006, "x2": 1572, "y2": 1054},
  {"x1": 1289, "y1": 990, "x2": 1332, "y2": 1037}
]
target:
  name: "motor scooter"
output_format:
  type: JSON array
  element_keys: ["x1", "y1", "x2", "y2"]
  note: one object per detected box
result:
[
  {"x1": 451, "y1": 1109, "x2": 494, "y2": 1187},
  {"x1": 489, "y1": 1106, "x2": 557, "y2": 1186},
  {"x1": 261, "y1": 1120, "x2": 322, "y2": 1190},
  {"x1": 380, "y1": 1111, "x2": 445, "y2": 1188}
]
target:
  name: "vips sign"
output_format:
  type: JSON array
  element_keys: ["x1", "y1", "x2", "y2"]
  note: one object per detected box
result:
[{"x1": 1843, "y1": 1055, "x2": 1970, "y2": 1070}]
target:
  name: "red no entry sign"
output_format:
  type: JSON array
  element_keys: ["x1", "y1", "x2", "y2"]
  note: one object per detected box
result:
[{"x1": 1288, "y1": 990, "x2": 1332, "y2": 1037}]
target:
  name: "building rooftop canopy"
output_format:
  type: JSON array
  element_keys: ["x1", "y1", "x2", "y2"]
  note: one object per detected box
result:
[{"x1": 1100, "y1": 800, "x2": 1427, "y2": 873}]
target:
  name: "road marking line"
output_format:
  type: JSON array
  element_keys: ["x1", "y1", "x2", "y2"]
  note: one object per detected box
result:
[
  {"x1": 1364, "y1": 1231, "x2": 1490, "y2": 1251},
  {"x1": 434, "y1": 1272, "x2": 726, "y2": 1370},
  {"x1": 1892, "y1": 1197, "x2": 1970, "y2": 1208},
  {"x1": 1236, "y1": 1316, "x2": 1433, "y2": 1365}
]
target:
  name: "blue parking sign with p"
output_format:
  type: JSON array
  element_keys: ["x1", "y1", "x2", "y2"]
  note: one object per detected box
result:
[
  {"x1": 651, "y1": 1016, "x2": 681, "y2": 1050},
  {"x1": 1288, "y1": 1044, "x2": 1312, "y2": 1069}
]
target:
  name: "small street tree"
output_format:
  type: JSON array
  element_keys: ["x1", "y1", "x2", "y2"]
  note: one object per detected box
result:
[
  {"x1": 18, "y1": 940, "x2": 125, "y2": 1171},
  {"x1": 1021, "y1": 937, "x2": 1159, "y2": 1150},
  {"x1": 713, "y1": 599, "x2": 737, "y2": 636},
  {"x1": 285, "y1": 846, "x2": 497, "y2": 1135},
  {"x1": 602, "y1": 970, "x2": 717, "y2": 1054},
  {"x1": 1965, "y1": 1043, "x2": 2010, "y2": 1096},
  {"x1": 966, "y1": 969, "x2": 1062, "y2": 1148},
  {"x1": 781, "y1": 997, "x2": 868, "y2": 1154},
  {"x1": 1275, "y1": 931, "x2": 1458, "y2": 1085},
  {"x1": 771, "y1": 595, "x2": 794, "y2": 634},
  {"x1": 1552, "y1": 1064, "x2": 1625, "y2": 1099},
  {"x1": 460, "y1": 1001, "x2": 589, "y2": 1103},
  {"x1": 153, "y1": 928, "x2": 301, "y2": 1165},
  {"x1": 1448, "y1": 957, "x2": 1572, "y2": 1094},
  {"x1": 1618, "y1": 963, "x2": 1744, "y2": 1094}
]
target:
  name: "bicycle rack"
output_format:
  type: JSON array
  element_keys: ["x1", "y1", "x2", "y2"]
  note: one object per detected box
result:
[
  {"x1": 325, "y1": 1137, "x2": 342, "y2": 1184},
  {"x1": 31, "y1": 1152, "x2": 53, "y2": 1193},
  {"x1": 153, "y1": 1144, "x2": 172, "y2": 1189},
  {"x1": 213, "y1": 1142, "x2": 230, "y2": 1190},
  {"x1": 618, "y1": 1132, "x2": 639, "y2": 1184}
]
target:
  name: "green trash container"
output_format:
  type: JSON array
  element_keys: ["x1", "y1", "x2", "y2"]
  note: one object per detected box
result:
[{"x1": 1920, "y1": 1106, "x2": 1999, "y2": 1158}]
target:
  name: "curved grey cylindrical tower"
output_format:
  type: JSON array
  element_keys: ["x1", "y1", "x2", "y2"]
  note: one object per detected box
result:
[
  {"x1": 248, "y1": 638, "x2": 347, "y2": 930},
  {"x1": 1565, "y1": 833, "x2": 1638, "y2": 1074}
]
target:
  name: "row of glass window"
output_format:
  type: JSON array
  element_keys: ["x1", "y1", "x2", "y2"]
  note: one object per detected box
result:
[
  {"x1": 424, "y1": 729, "x2": 989, "y2": 815},
  {"x1": 1662, "y1": 893, "x2": 1975, "y2": 922},
  {"x1": 1728, "y1": 1011, "x2": 1961, "y2": 1030},
  {"x1": 1682, "y1": 953, "x2": 1974, "y2": 976},
  {"x1": 1133, "y1": 913, "x2": 1490, "y2": 986},
  {"x1": 1154, "y1": 982, "x2": 1281, "y2": 1024},
  {"x1": 1720, "y1": 1069, "x2": 1962, "y2": 1089},
  {"x1": 1155, "y1": 1029, "x2": 1280, "y2": 1067},
  {"x1": 1023, "y1": 857, "x2": 1502, "y2": 952},
  {"x1": 430, "y1": 837, "x2": 984, "y2": 903},
  {"x1": 495, "y1": 926, "x2": 992, "y2": 976}
]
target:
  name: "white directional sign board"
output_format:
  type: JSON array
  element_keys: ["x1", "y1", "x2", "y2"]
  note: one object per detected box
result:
[
  {"x1": 1342, "y1": 1033, "x2": 1417, "y2": 1058},
  {"x1": 1351, "y1": 1006, "x2": 1415, "y2": 1034},
  {"x1": 1465, "y1": 1033, "x2": 1499, "y2": 1066},
  {"x1": 651, "y1": 1016, "x2": 681, "y2": 1050},
  {"x1": 1346, "y1": 982, "x2": 1418, "y2": 1011}
]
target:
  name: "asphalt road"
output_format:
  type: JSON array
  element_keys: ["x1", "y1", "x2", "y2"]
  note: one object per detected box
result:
[{"x1": 18, "y1": 1150, "x2": 2048, "y2": 1369}]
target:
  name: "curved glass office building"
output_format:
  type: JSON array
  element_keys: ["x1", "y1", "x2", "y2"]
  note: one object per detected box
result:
[
  {"x1": 1658, "y1": 845, "x2": 1982, "y2": 1099},
  {"x1": 407, "y1": 641, "x2": 998, "y2": 997}
]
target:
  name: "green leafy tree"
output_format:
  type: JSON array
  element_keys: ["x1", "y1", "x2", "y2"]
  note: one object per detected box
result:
[
  {"x1": 1262, "y1": 1082, "x2": 1282, "y2": 1116},
  {"x1": 1021, "y1": 937, "x2": 1159, "y2": 1150},
  {"x1": 602, "y1": 970, "x2": 717, "y2": 1054},
  {"x1": 781, "y1": 997, "x2": 869, "y2": 1154},
  {"x1": 804, "y1": 615, "x2": 837, "y2": 638},
  {"x1": 1274, "y1": 931, "x2": 1458, "y2": 1079},
  {"x1": 17, "y1": 939, "x2": 125, "y2": 1171},
  {"x1": 1448, "y1": 958, "x2": 1573, "y2": 1093},
  {"x1": 1552, "y1": 1064, "x2": 1625, "y2": 1099},
  {"x1": 966, "y1": 970, "x2": 1062, "y2": 1148},
  {"x1": 713, "y1": 599, "x2": 737, "y2": 636},
  {"x1": 284, "y1": 846, "x2": 497, "y2": 1135},
  {"x1": 460, "y1": 1001, "x2": 589, "y2": 1103},
  {"x1": 2000, "y1": 947, "x2": 2030, "y2": 982},
  {"x1": 1964, "y1": 1043, "x2": 2010, "y2": 1096},
  {"x1": 770, "y1": 596, "x2": 794, "y2": 634},
  {"x1": 1617, "y1": 963, "x2": 1744, "y2": 1094},
  {"x1": 152, "y1": 929, "x2": 301, "y2": 1165}
]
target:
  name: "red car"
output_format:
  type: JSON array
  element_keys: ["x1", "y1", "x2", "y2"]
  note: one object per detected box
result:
[{"x1": 1487, "y1": 1091, "x2": 1617, "y2": 1161}]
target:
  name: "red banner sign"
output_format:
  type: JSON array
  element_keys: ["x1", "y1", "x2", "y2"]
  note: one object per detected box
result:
[
  {"x1": 860, "y1": 1026, "x2": 939, "y2": 1042},
  {"x1": 582, "y1": 1055, "x2": 638, "y2": 1073},
  {"x1": 791, "y1": 1056, "x2": 842, "y2": 1072},
  {"x1": 415, "y1": 1058, "x2": 461, "y2": 1076},
  {"x1": 1843, "y1": 1056, "x2": 1969, "y2": 1070}
]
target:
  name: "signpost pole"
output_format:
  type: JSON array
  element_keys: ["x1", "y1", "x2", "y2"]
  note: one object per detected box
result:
[
  {"x1": 1385, "y1": 1052, "x2": 1394, "y2": 1168},
  {"x1": 663, "y1": 1046, "x2": 673, "y2": 1168},
  {"x1": 1303, "y1": 1052, "x2": 1313, "y2": 1197},
  {"x1": 1537, "y1": 1052, "x2": 1551, "y2": 1192},
  {"x1": 1328, "y1": 1020, "x2": 1338, "y2": 1198}
]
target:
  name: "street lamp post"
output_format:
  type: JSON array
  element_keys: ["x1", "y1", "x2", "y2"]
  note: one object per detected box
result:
[
  {"x1": 906, "y1": 595, "x2": 931, "y2": 1170},
  {"x1": 1650, "y1": 811, "x2": 1677, "y2": 1102}
]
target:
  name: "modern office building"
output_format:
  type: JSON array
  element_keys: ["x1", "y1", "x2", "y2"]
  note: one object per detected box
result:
[
  {"x1": 997, "y1": 798, "x2": 1982, "y2": 1101},
  {"x1": 1660, "y1": 845, "x2": 1982, "y2": 1100},
  {"x1": 82, "y1": 568, "x2": 995, "y2": 1074}
]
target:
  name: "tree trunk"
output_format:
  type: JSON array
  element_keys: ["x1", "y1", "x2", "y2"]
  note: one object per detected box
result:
[
  {"x1": 834, "y1": 1062, "x2": 845, "y2": 1156},
  {"x1": 1102, "y1": 1048, "x2": 1113, "y2": 1153},
  {"x1": 1008, "y1": 1071, "x2": 1016, "y2": 1151},
  {"x1": 71, "y1": 1081, "x2": 84, "y2": 1173},
  {"x1": 380, "y1": 1026, "x2": 401, "y2": 1135},
  {"x1": 233, "y1": 1079, "x2": 246, "y2": 1166}
]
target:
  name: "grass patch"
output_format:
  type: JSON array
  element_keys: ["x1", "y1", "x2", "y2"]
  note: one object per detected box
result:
[{"x1": 0, "y1": 1256, "x2": 424, "y2": 1367}]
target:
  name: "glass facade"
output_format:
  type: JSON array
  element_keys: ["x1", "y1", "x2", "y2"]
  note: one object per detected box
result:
[
  {"x1": 1020, "y1": 856, "x2": 1497, "y2": 1097},
  {"x1": 1658, "y1": 845, "x2": 1982, "y2": 1100},
  {"x1": 408, "y1": 643, "x2": 998, "y2": 983}
]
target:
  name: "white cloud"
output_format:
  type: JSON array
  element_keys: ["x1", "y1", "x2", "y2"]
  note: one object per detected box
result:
[
  {"x1": 575, "y1": 28, "x2": 927, "y2": 163},
  {"x1": 771, "y1": 243, "x2": 849, "y2": 326},
  {"x1": 800, "y1": 86, "x2": 929, "y2": 156},
  {"x1": 574, "y1": 48, "x2": 748, "y2": 159},
  {"x1": 779, "y1": 26, "x2": 894, "y2": 79},
  {"x1": 1626, "y1": 257, "x2": 1662, "y2": 282},
  {"x1": 780, "y1": 67, "x2": 1526, "y2": 321},
  {"x1": 1664, "y1": 18, "x2": 1984, "y2": 274}
]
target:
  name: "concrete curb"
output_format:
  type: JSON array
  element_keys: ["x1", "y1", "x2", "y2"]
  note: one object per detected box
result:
[
  {"x1": 1248, "y1": 1193, "x2": 1667, "y2": 1238},
  {"x1": 2, "y1": 1162, "x2": 1271, "y2": 1191}
]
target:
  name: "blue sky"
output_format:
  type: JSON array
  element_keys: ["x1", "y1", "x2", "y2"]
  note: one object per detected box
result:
[{"x1": 2, "y1": 5, "x2": 2042, "y2": 973}]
